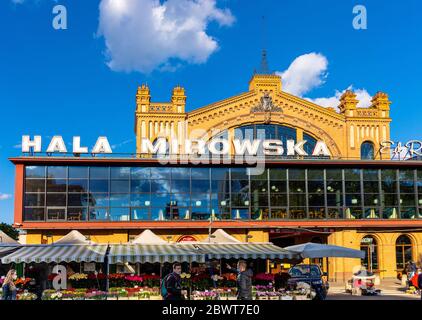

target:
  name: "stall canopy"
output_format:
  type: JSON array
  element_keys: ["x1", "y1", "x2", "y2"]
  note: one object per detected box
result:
[
  {"x1": 1, "y1": 230, "x2": 107, "y2": 264},
  {"x1": 202, "y1": 229, "x2": 241, "y2": 244},
  {"x1": 52, "y1": 230, "x2": 92, "y2": 245},
  {"x1": 108, "y1": 244, "x2": 206, "y2": 264},
  {"x1": 131, "y1": 229, "x2": 167, "y2": 244},
  {"x1": 0, "y1": 231, "x2": 22, "y2": 260},
  {"x1": 0, "y1": 244, "x2": 108, "y2": 264},
  {"x1": 194, "y1": 243, "x2": 299, "y2": 260},
  {"x1": 284, "y1": 242, "x2": 365, "y2": 259}
]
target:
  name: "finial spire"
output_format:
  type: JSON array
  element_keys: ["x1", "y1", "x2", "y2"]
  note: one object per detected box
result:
[{"x1": 259, "y1": 16, "x2": 270, "y2": 74}]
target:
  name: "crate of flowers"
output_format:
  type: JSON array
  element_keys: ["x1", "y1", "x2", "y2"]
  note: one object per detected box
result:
[
  {"x1": 41, "y1": 289, "x2": 62, "y2": 300},
  {"x1": 191, "y1": 290, "x2": 218, "y2": 301},
  {"x1": 213, "y1": 288, "x2": 237, "y2": 300},
  {"x1": 85, "y1": 290, "x2": 108, "y2": 300},
  {"x1": 17, "y1": 290, "x2": 38, "y2": 300},
  {"x1": 68, "y1": 273, "x2": 88, "y2": 289},
  {"x1": 108, "y1": 287, "x2": 128, "y2": 300}
]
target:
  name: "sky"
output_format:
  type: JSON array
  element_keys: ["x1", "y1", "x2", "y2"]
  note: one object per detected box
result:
[{"x1": 0, "y1": 0, "x2": 421, "y2": 224}]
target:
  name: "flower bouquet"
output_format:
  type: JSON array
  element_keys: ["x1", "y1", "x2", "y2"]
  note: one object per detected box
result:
[
  {"x1": 108, "y1": 287, "x2": 128, "y2": 300},
  {"x1": 68, "y1": 273, "x2": 88, "y2": 289},
  {"x1": 191, "y1": 290, "x2": 218, "y2": 301}
]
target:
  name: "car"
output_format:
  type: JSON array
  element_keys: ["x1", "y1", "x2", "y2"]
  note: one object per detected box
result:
[{"x1": 287, "y1": 264, "x2": 329, "y2": 300}]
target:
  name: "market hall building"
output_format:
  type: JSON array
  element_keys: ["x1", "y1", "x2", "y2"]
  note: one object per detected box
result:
[{"x1": 10, "y1": 72, "x2": 422, "y2": 281}]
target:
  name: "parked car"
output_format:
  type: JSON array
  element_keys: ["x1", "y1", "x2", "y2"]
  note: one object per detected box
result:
[{"x1": 287, "y1": 264, "x2": 329, "y2": 300}]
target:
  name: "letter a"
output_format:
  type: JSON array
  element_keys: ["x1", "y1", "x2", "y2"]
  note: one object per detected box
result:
[
  {"x1": 52, "y1": 5, "x2": 68, "y2": 30},
  {"x1": 353, "y1": 5, "x2": 367, "y2": 30}
]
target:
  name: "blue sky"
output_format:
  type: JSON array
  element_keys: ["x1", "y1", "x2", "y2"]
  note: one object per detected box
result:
[{"x1": 0, "y1": 0, "x2": 421, "y2": 224}]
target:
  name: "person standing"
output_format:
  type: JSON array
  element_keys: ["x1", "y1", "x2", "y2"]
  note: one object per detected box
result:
[
  {"x1": 162, "y1": 263, "x2": 185, "y2": 300},
  {"x1": 226, "y1": 260, "x2": 253, "y2": 300},
  {"x1": 2, "y1": 269, "x2": 17, "y2": 300}
]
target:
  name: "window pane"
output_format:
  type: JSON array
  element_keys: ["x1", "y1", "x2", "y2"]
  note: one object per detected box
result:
[
  {"x1": 131, "y1": 194, "x2": 151, "y2": 207},
  {"x1": 171, "y1": 194, "x2": 190, "y2": 207},
  {"x1": 46, "y1": 193, "x2": 66, "y2": 206},
  {"x1": 400, "y1": 194, "x2": 415, "y2": 206},
  {"x1": 24, "y1": 193, "x2": 45, "y2": 207},
  {"x1": 399, "y1": 170, "x2": 414, "y2": 181},
  {"x1": 151, "y1": 193, "x2": 171, "y2": 207},
  {"x1": 364, "y1": 194, "x2": 380, "y2": 206},
  {"x1": 110, "y1": 194, "x2": 130, "y2": 207},
  {"x1": 210, "y1": 168, "x2": 230, "y2": 180},
  {"x1": 171, "y1": 179, "x2": 190, "y2": 193},
  {"x1": 90, "y1": 167, "x2": 109, "y2": 179},
  {"x1": 69, "y1": 167, "x2": 88, "y2": 179},
  {"x1": 47, "y1": 208, "x2": 66, "y2": 220},
  {"x1": 191, "y1": 168, "x2": 210, "y2": 180},
  {"x1": 89, "y1": 208, "x2": 109, "y2": 221},
  {"x1": 309, "y1": 207, "x2": 326, "y2": 219},
  {"x1": 89, "y1": 193, "x2": 109, "y2": 207},
  {"x1": 289, "y1": 181, "x2": 305, "y2": 193},
  {"x1": 171, "y1": 168, "x2": 190, "y2": 180},
  {"x1": 211, "y1": 180, "x2": 230, "y2": 193},
  {"x1": 231, "y1": 193, "x2": 250, "y2": 206},
  {"x1": 345, "y1": 181, "x2": 361, "y2": 193},
  {"x1": 363, "y1": 169, "x2": 379, "y2": 181},
  {"x1": 191, "y1": 194, "x2": 210, "y2": 208},
  {"x1": 289, "y1": 169, "x2": 305, "y2": 180},
  {"x1": 251, "y1": 180, "x2": 268, "y2": 193},
  {"x1": 308, "y1": 194, "x2": 325, "y2": 207},
  {"x1": 344, "y1": 169, "x2": 361, "y2": 180},
  {"x1": 89, "y1": 180, "x2": 109, "y2": 193},
  {"x1": 25, "y1": 179, "x2": 45, "y2": 192},
  {"x1": 231, "y1": 208, "x2": 249, "y2": 219},
  {"x1": 308, "y1": 180, "x2": 324, "y2": 193},
  {"x1": 327, "y1": 193, "x2": 343, "y2": 206},
  {"x1": 400, "y1": 180, "x2": 415, "y2": 193},
  {"x1": 250, "y1": 193, "x2": 268, "y2": 207},
  {"x1": 248, "y1": 168, "x2": 268, "y2": 180},
  {"x1": 231, "y1": 180, "x2": 249, "y2": 193},
  {"x1": 67, "y1": 193, "x2": 88, "y2": 207},
  {"x1": 68, "y1": 180, "x2": 88, "y2": 193},
  {"x1": 131, "y1": 180, "x2": 150, "y2": 193},
  {"x1": 345, "y1": 194, "x2": 361, "y2": 206},
  {"x1": 289, "y1": 208, "x2": 306, "y2": 219},
  {"x1": 191, "y1": 180, "x2": 210, "y2": 193},
  {"x1": 290, "y1": 194, "x2": 306, "y2": 206},
  {"x1": 110, "y1": 208, "x2": 130, "y2": 221},
  {"x1": 269, "y1": 180, "x2": 287, "y2": 193},
  {"x1": 307, "y1": 169, "x2": 324, "y2": 181},
  {"x1": 110, "y1": 167, "x2": 130, "y2": 179},
  {"x1": 131, "y1": 167, "x2": 150, "y2": 179},
  {"x1": 47, "y1": 166, "x2": 67, "y2": 179},
  {"x1": 363, "y1": 181, "x2": 379, "y2": 193},
  {"x1": 47, "y1": 179, "x2": 67, "y2": 192},
  {"x1": 231, "y1": 168, "x2": 249, "y2": 180},
  {"x1": 67, "y1": 207, "x2": 87, "y2": 221},
  {"x1": 269, "y1": 168, "x2": 287, "y2": 180},
  {"x1": 25, "y1": 166, "x2": 46, "y2": 178},
  {"x1": 151, "y1": 180, "x2": 171, "y2": 193},
  {"x1": 131, "y1": 208, "x2": 150, "y2": 220},
  {"x1": 24, "y1": 207, "x2": 45, "y2": 221},
  {"x1": 110, "y1": 180, "x2": 130, "y2": 193},
  {"x1": 270, "y1": 194, "x2": 287, "y2": 207},
  {"x1": 150, "y1": 167, "x2": 170, "y2": 179},
  {"x1": 326, "y1": 169, "x2": 342, "y2": 180}
]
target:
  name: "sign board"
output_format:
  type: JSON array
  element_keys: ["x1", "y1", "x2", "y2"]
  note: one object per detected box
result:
[
  {"x1": 177, "y1": 235, "x2": 197, "y2": 243},
  {"x1": 83, "y1": 262, "x2": 96, "y2": 272}
]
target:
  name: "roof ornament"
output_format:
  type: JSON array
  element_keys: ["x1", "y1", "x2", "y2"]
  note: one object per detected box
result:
[{"x1": 250, "y1": 93, "x2": 282, "y2": 123}]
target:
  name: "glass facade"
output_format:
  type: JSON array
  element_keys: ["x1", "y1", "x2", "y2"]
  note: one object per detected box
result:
[{"x1": 23, "y1": 165, "x2": 422, "y2": 222}]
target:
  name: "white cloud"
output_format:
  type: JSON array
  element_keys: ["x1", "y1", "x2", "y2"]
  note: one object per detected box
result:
[
  {"x1": 0, "y1": 193, "x2": 12, "y2": 201},
  {"x1": 276, "y1": 52, "x2": 372, "y2": 110},
  {"x1": 306, "y1": 86, "x2": 372, "y2": 110},
  {"x1": 97, "y1": 0, "x2": 235, "y2": 73},
  {"x1": 276, "y1": 53, "x2": 328, "y2": 97}
]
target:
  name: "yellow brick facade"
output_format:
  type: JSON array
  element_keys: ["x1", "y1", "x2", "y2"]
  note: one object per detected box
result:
[{"x1": 135, "y1": 74, "x2": 392, "y2": 160}]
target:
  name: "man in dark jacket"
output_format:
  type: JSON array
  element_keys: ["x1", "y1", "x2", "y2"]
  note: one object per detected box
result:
[
  {"x1": 227, "y1": 260, "x2": 253, "y2": 300},
  {"x1": 417, "y1": 269, "x2": 422, "y2": 300},
  {"x1": 164, "y1": 263, "x2": 184, "y2": 300}
]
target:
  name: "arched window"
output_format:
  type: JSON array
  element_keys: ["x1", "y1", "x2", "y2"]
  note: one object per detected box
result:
[
  {"x1": 303, "y1": 133, "x2": 317, "y2": 155},
  {"x1": 360, "y1": 235, "x2": 378, "y2": 271},
  {"x1": 361, "y1": 141, "x2": 375, "y2": 160},
  {"x1": 396, "y1": 235, "x2": 413, "y2": 270}
]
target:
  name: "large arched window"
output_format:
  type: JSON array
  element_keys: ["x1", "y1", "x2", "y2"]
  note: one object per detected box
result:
[
  {"x1": 360, "y1": 235, "x2": 378, "y2": 271},
  {"x1": 361, "y1": 141, "x2": 375, "y2": 160},
  {"x1": 396, "y1": 235, "x2": 413, "y2": 270}
]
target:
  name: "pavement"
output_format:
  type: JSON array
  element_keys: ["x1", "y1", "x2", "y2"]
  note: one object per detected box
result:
[{"x1": 326, "y1": 278, "x2": 421, "y2": 300}]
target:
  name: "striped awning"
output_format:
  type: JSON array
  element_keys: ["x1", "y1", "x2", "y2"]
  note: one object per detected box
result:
[
  {"x1": 108, "y1": 244, "x2": 205, "y2": 264},
  {"x1": 0, "y1": 245, "x2": 108, "y2": 264},
  {"x1": 0, "y1": 246, "x2": 21, "y2": 258},
  {"x1": 195, "y1": 243, "x2": 299, "y2": 260}
]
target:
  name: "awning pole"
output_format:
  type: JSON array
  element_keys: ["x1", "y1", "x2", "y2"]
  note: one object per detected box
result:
[{"x1": 105, "y1": 245, "x2": 110, "y2": 292}]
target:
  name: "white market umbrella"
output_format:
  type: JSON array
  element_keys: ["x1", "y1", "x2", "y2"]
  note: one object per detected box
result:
[
  {"x1": 0, "y1": 230, "x2": 20, "y2": 244},
  {"x1": 284, "y1": 242, "x2": 365, "y2": 259},
  {"x1": 132, "y1": 229, "x2": 167, "y2": 244}
]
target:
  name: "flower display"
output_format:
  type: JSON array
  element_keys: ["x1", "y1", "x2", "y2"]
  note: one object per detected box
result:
[
  {"x1": 85, "y1": 291, "x2": 108, "y2": 300},
  {"x1": 17, "y1": 290, "x2": 38, "y2": 300},
  {"x1": 68, "y1": 273, "x2": 88, "y2": 281}
]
